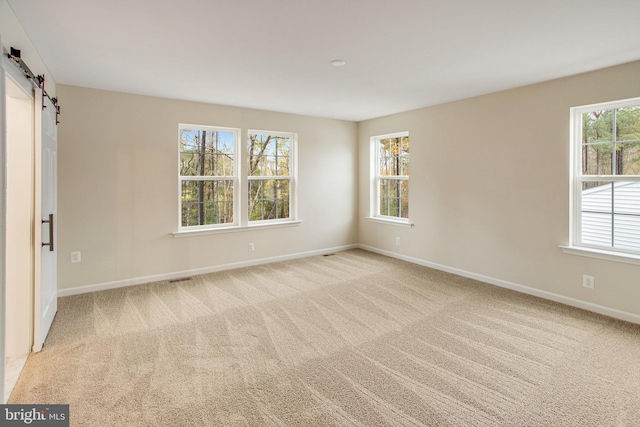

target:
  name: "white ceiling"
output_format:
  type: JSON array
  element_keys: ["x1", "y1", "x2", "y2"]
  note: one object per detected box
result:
[{"x1": 7, "y1": 0, "x2": 640, "y2": 122}]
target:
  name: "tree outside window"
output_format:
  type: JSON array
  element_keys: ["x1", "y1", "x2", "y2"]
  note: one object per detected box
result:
[
  {"x1": 373, "y1": 132, "x2": 409, "y2": 220},
  {"x1": 248, "y1": 132, "x2": 294, "y2": 222},
  {"x1": 179, "y1": 125, "x2": 238, "y2": 228}
]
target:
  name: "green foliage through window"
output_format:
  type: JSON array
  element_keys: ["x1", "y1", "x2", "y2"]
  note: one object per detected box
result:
[
  {"x1": 582, "y1": 106, "x2": 640, "y2": 177},
  {"x1": 179, "y1": 126, "x2": 237, "y2": 227},
  {"x1": 375, "y1": 134, "x2": 409, "y2": 219},
  {"x1": 181, "y1": 180, "x2": 234, "y2": 226},
  {"x1": 248, "y1": 132, "x2": 293, "y2": 221}
]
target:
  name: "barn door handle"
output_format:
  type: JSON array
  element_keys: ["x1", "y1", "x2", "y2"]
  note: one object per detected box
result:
[{"x1": 42, "y1": 213, "x2": 54, "y2": 252}]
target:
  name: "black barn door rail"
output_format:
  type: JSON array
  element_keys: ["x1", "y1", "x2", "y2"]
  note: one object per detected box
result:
[{"x1": 7, "y1": 47, "x2": 61, "y2": 124}]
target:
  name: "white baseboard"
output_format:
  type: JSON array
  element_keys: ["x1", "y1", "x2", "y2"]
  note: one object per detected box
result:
[
  {"x1": 58, "y1": 244, "x2": 359, "y2": 297},
  {"x1": 58, "y1": 243, "x2": 640, "y2": 326},
  {"x1": 359, "y1": 244, "x2": 640, "y2": 326}
]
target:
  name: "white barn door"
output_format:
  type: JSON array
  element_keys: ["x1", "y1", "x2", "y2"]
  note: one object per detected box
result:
[{"x1": 33, "y1": 88, "x2": 57, "y2": 352}]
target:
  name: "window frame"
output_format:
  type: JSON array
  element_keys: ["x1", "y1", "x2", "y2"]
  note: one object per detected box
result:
[
  {"x1": 178, "y1": 124, "x2": 240, "y2": 231},
  {"x1": 247, "y1": 130, "x2": 298, "y2": 225},
  {"x1": 176, "y1": 125, "x2": 299, "y2": 235},
  {"x1": 568, "y1": 97, "x2": 640, "y2": 259},
  {"x1": 369, "y1": 131, "x2": 410, "y2": 225}
]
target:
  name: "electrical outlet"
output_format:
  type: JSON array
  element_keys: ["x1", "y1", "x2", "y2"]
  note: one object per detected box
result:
[
  {"x1": 71, "y1": 251, "x2": 81, "y2": 263},
  {"x1": 582, "y1": 275, "x2": 594, "y2": 289},
  {"x1": 396, "y1": 237, "x2": 401, "y2": 245},
  {"x1": 248, "y1": 243, "x2": 255, "y2": 252}
]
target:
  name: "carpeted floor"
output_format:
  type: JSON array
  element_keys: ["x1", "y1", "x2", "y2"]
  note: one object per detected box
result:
[{"x1": 9, "y1": 249, "x2": 640, "y2": 426}]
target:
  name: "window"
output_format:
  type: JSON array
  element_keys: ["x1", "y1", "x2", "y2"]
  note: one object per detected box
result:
[
  {"x1": 178, "y1": 125, "x2": 297, "y2": 232},
  {"x1": 248, "y1": 131, "x2": 295, "y2": 222},
  {"x1": 372, "y1": 132, "x2": 409, "y2": 222},
  {"x1": 179, "y1": 125, "x2": 239, "y2": 229},
  {"x1": 570, "y1": 98, "x2": 640, "y2": 255}
]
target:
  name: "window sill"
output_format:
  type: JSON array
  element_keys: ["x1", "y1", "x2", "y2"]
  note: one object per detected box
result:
[
  {"x1": 172, "y1": 220, "x2": 302, "y2": 238},
  {"x1": 559, "y1": 245, "x2": 640, "y2": 266},
  {"x1": 366, "y1": 217, "x2": 414, "y2": 228}
]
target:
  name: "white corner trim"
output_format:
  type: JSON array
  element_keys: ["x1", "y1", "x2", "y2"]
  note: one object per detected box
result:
[
  {"x1": 359, "y1": 244, "x2": 640, "y2": 326},
  {"x1": 58, "y1": 244, "x2": 358, "y2": 297},
  {"x1": 559, "y1": 245, "x2": 640, "y2": 266}
]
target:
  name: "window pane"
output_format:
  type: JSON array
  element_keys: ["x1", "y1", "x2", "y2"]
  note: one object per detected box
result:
[
  {"x1": 613, "y1": 181, "x2": 640, "y2": 216},
  {"x1": 581, "y1": 211, "x2": 612, "y2": 247},
  {"x1": 181, "y1": 180, "x2": 234, "y2": 226},
  {"x1": 581, "y1": 181, "x2": 640, "y2": 250},
  {"x1": 616, "y1": 106, "x2": 640, "y2": 143},
  {"x1": 379, "y1": 139, "x2": 391, "y2": 158},
  {"x1": 249, "y1": 134, "x2": 291, "y2": 177},
  {"x1": 400, "y1": 135, "x2": 409, "y2": 176},
  {"x1": 400, "y1": 154, "x2": 409, "y2": 176},
  {"x1": 180, "y1": 129, "x2": 235, "y2": 176},
  {"x1": 581, "y1": 181, "x2": 612, "y2": 213},
  {"x1": 613, "y1": 181, "x2": 640, "y2": 250},
  {"x1": 379, "y1": 155, "x2": 392, "y2": 176},
  {"x1": 249, "y1": 179, "x2": 290, "y2": 221},
  {"x1": 581, "y1": 181, "x2": 612, "y2": 247},
  {"x1": 380, "y1": 179, "x2": 391, "y2": 216},
  {"x1": 616, "y1": 142, "x2": 640, "y2": 175},
  {"x1": 400, "y1": 198, "x2": 409, "y2": 218},
  {"x1": 400, "y1": 180, "x2": 409, "y2": 218},
  {"x1": 613, "y1": 215, "x2": 640, "y2": 251},
  {"x1": 378, "y1": 137, "x2": 409, "y2": 177},
  {"x1": 379, "y1": 178, "x2": 406, "y2": 218},
  {"x1": 583, "y1": 110, "x2": 613, "y2": 143},
  {"x1": 582, "y1": 144, "x2": 612, "y2": 175}
]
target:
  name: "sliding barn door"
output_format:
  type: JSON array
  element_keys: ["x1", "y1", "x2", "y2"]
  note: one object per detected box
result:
[{"x1": 33, "y1": 88, "x2": 57, "y2": 352}]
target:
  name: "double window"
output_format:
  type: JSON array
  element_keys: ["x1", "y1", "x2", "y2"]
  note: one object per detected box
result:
[
  {"x1": 371, "y1": 132, "x2": 410, "y2": 222},
  {"x1": 179, "y1": 124, "x2": 296, "y2": 231},
  {"x1": 570, "y1": 98, "x2": 640, "y2": 255}
]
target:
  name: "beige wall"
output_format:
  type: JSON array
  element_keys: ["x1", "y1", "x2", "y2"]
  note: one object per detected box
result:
[
  {"x1": 57, "y1": 85, "x2": 358, "y2": 290},
  {"x1": 51, "y1": 49, "x2": 640, "y2": 318},
  {"x1": 358, "y1": 60, "x2": 640, "y2": 318}
]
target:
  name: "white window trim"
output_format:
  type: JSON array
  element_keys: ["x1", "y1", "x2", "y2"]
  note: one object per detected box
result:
[
  {"x1": 560, "y1": 245, "x2": 640, "y2": 266},
  {"x1": 178, "y1": 124, "x2": 241, "y2": 231},
  {"x1": 365, "y1": 216, "x2": 414, "y2": 227},
  {"x1": 370, "y1": 131, "x2": 411, "y2": 226},
  {"x1": 564, "y1": 96, "x2": 640, "y2": 263},
  {"x1": 172, "y1": 220, "x2": 302, "y2": 238},
  {"x1": 247, "y1": 130, "x2": 298, "y2": 224}
]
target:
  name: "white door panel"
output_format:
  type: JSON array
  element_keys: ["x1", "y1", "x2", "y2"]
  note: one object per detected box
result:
[{"x1": 33, "y1": 89, "x2": 58, "y2": 352}]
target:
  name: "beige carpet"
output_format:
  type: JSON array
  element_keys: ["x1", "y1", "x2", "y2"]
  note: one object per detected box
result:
[{"x1": 9, "y1": 249, "x2": 640, "y2": 426}]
